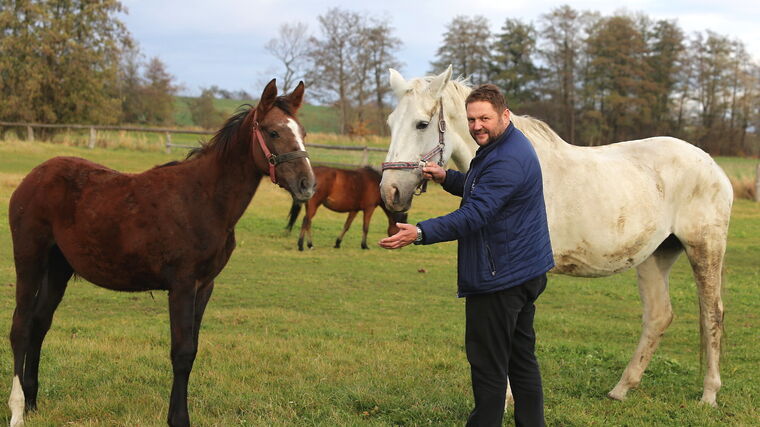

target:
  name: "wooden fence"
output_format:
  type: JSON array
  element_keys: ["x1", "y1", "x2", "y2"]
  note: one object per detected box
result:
[{"x1": 0, "y1": 121, "x2": 387, "y2": 169}]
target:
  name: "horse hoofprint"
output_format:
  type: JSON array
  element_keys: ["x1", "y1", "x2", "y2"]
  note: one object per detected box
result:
[{"x1": 381, "y1": 66, "x2": 733, "y2": 407}]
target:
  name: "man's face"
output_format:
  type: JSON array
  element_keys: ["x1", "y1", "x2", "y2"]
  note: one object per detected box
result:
[{"x1": 466, "y1": 101, "x2": 510, "y2": 147}]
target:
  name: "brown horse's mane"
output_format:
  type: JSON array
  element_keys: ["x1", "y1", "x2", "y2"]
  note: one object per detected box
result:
[{"x1": 180, "y1": 97, "x2": 297, "y2": 163}]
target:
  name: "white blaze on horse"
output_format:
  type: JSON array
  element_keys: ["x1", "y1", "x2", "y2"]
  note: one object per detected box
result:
[{"x1": 381, "y1": 66, "x2": 733, "y2": 407}]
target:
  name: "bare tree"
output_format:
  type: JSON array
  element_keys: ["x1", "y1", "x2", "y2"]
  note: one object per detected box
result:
[
  {"x1": 308, "y1": 8, "x2": 363, "y2": 134},
  {"x1": 366, "y1": 17, "x2": 402, "y2": 135},
  {"x1": 306, "y1": 9, "x2": 403, "y2": 136},
  {"x1": 265, "y1": 22, "x2": 310, "y2": 93}
]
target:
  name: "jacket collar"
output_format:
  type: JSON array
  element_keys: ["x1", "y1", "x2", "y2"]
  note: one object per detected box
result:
[{"x1": 475, "y1": 121, "x2": 515, "y2": 158}]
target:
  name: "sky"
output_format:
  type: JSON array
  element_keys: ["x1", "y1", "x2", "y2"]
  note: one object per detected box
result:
[{"x1": 120, "y1": 0, "x2": 760, "y2": 97}]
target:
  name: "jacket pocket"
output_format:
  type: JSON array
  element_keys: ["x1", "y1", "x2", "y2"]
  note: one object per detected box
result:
[{"x1": 485, "y1": 243, "x2": 496, "y2": 277}]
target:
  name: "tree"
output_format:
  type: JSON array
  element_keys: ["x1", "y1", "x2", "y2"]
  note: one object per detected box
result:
[
  {"x1": 141, "y1": 57, "x2": 177, "y2": 125},
  {"x1": 190, "y1": 88, "x2": 225, "y2": 129},
  {"x1": 306, "y1": 10, "x2": 402, "y2": 135},
  {"x1": 538, "y1": 5, "x2": 590, "y2": 144},
  {"x1": 0, "y1": 0, "x2": 130, "y2": 126},
  {"x1": 688, "y1": 31, "x2": 733, "y2": 151},
  {"x1": 308, "y1": 8, "x2": 365, "y2": 134},
  {"x1": 645, "y1": 19, "x2": 685, "y2": 135},
  {"x1": 265, "y1": 22, "x2": 310, "y2": 93},
  {"x1": 585, "y1": 15, "x2": 652, "y2": 142},
  {"x1": 363, "y1": 17, "x2": 402, "y2": 136},
  {"x1": 119, "y1": 41, "x2": 146, "y2": 123},
  {"x1": 430, "y1": 15, "x2": 493, "y2": 84},
  {"x1": 492, "y1": 18, "x2": 540, "y2": 109}
]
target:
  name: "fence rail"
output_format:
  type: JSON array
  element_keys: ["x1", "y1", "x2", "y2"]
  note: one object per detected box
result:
[{"x1": 0, "y1": 121, "x2": 387, "y2": 168}]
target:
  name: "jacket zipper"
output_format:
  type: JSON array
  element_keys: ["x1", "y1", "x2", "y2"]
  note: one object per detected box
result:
[{"x1": 485, "y1": 243, "x2": 496, "y2": 276}]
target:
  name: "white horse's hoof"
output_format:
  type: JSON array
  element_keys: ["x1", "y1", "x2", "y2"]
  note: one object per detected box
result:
[
  {"x1": 607, "y1": 390, "x2": 627, "y2": 401},
  {"x1": 699, "y1": 398, "x2": 718, "y2": 408}
]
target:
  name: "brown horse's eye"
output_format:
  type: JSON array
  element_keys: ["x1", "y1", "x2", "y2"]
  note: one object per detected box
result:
[
  {"x1": 269, "y1": 130, "x2": 279, "y2": 138},
  {"x1": 416, "y1": 121, "x2": 429, "y2": 130}
]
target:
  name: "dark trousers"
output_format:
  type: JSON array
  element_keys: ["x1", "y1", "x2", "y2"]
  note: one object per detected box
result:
[{"x1": 465, "y1": 273, "x2": 547, "y2": 427}]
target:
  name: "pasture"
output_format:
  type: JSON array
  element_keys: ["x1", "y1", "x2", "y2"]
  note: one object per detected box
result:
[{"x1": 0, "y1": 139, "x2": 758, "y2": 425}]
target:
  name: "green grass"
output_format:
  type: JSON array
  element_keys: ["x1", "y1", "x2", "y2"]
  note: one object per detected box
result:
[
  {"x1": 0, "y1": 141, "x2": 758, "y2": 425},
  {"x1": 714, "y1": 156, "x2": 759, "y2": 179}
]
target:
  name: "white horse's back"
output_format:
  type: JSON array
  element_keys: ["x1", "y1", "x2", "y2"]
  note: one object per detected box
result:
[{"x1": 512, "y1": 115, "x2": 733, "y2": 277}]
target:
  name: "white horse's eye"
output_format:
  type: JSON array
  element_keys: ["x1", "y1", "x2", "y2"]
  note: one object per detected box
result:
[{"x1": 416, "y1": 121, "x2": 429, "y2": 130}]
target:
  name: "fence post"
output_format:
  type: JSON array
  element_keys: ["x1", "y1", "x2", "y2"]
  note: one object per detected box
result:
[
  {"x1": 88, "y1": 127, "x2": 96, "y2": 149},
  {"x1": 26, "y1": 126, "x2": 34, "y2": 142},
  {"x1": 165, "y1": 132, "x2": 172, "y2": 153},
  {"x1": 360, "y1": 146, "x2": 369, "y2": 166},
  {"x1": 755, "y1": 163, "x2": 760, "y2": 202}
]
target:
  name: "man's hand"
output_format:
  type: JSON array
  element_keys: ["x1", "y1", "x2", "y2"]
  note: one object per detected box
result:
[
  {"x1": 379, "y1": 223, "x2": 418, "y2": 249},
  {"x1": 422, "y1": 162, "x2": 446, "y2": 184}
]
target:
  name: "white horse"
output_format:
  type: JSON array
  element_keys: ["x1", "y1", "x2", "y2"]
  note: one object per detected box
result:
[{"x1": 381, "y1": 66, "x2": 733, "y2": 407}]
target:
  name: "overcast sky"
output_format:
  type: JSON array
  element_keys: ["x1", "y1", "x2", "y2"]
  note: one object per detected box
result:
[{"x1": 120, "y1": 0, "x2": 760, "y2": 97}]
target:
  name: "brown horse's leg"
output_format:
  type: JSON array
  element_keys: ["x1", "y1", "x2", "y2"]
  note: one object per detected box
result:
[
  {"x1": 192, "y1": 281, "x2": 215, "y2": 345},
  {"x1": 22, "y1": 245, "x2": 72, "y2": 412},
  {"x1": 8, "y1": 236, "x2": 51, "y2": 427},
  {"x1": 299, "y1": 202, "x2": 320, "y2": 250},
  {"x1": 167, "y1": 284, "x2": 199, "y2": 427},
  {"x1": 360, "y1": 208, "x2": 375, "y2": 250},
  {"x1": 335, "y1": 211, "x2": 358, "y2": 248}
]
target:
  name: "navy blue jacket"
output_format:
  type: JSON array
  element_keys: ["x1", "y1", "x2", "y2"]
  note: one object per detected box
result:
[{"x1": 417, "y1": 122, "x2": 554, "y2": 297}]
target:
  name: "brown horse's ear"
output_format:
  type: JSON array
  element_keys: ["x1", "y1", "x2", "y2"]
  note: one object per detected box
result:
[
  {"x1": 288, "y1": 81, "x2": 305, "y2": 112},
  {"x1": 257, "y1": 79, "x2": 278, "y2": 114}
]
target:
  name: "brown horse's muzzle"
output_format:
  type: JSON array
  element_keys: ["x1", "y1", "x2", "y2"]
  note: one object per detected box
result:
[{"x1": 279, "y1": 160, "x2": 316, "y2": 203}]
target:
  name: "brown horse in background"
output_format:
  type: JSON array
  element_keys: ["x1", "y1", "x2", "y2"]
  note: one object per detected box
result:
[
  {"x1": 7, "y1": 80, "x2": 315, "y2": 427},
  {"x1": 286, "y1": 166, "x2": 407, "y2": 250}
]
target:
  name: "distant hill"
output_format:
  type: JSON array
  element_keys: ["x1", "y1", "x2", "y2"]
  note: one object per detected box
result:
[{"x1": 173, "y1": 96, "x2": 340, "y2": 134}]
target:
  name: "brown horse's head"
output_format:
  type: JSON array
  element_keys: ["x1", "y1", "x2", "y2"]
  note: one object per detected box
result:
[{"x1": 250, "y1": 79, "x2": 316, "y2": 202}]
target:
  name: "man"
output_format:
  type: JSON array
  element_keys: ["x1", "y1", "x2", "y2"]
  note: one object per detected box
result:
[{"x1": 379, "y1": 84, "x2": 554, "y2": 426}]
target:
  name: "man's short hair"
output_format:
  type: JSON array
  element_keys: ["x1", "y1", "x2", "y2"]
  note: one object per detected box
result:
[{"x1": 465, "y1": 84, "x2": 507, "y2": 113}]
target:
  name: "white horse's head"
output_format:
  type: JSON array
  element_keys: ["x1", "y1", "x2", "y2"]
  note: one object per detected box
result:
[{"x1": 381, "y1": 65, "x2": 473, "y2": 212}]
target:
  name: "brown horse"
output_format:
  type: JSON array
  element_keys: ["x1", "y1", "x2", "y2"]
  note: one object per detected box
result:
[
  {"x1": 286, "y1": 166, "x2": 407, "y2": 250},
  {"x1": 7, "y1": 79, "x2": 315, "y2": 427}
]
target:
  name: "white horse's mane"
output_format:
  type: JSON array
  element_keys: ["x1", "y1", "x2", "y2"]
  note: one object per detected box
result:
[{"x1": 409, "y1": 76, "x2": 568, "y2": 149}]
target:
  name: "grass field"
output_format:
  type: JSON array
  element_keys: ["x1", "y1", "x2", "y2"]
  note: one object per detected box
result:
[{"x1": 0, "y1": 140, "x2": 758, "y2": 426}]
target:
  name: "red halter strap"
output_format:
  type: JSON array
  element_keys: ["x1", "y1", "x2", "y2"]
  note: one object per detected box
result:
[{"x1": 251, "y1": 110, "x2": 309, "y2": 184}]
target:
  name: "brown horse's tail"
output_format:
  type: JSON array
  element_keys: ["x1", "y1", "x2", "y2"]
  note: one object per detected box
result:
[{"x1": 286, "y1": 199, "x2": 303, "y2": 232}]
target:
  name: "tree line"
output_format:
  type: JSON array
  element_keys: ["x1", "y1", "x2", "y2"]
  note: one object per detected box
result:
[
  {"x1": 434, "y1": 6, "x2": 759, "y2": 156},
  {"x1": 270, "y1": 6, "x2": 758, "y2": 155},
  {"x1": 1, "y1": 2, "x2": 758, "y2": 155}
]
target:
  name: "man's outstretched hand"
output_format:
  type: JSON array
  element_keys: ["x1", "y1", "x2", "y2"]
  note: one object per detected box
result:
[{"x1": 379, "y1": 223, "x2": 417, "y2": 249}]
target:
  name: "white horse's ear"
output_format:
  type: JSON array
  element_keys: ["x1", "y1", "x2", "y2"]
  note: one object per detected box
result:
[
  {"x1": 425, "y1": 65, "x2": 452, "y2": 99},
  {"x1": 389, "y1": 68, "x2": 410, "y2": 99}
]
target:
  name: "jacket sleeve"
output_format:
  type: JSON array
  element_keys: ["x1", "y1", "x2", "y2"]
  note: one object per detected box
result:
[
  {"x1": 441, "y1": 169, "x2": 465, "y2": 197},
  {"x1": 419, "y1": 157, "x2": 525, "y2": 244}
]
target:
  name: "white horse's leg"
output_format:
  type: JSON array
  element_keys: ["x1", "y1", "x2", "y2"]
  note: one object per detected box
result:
[
  {"x1": 683, "y1": 238, "x2": 726, "y2": 407},
  {"x1": 608, "y1": 244, "x2": 681, "y2": 401}
]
